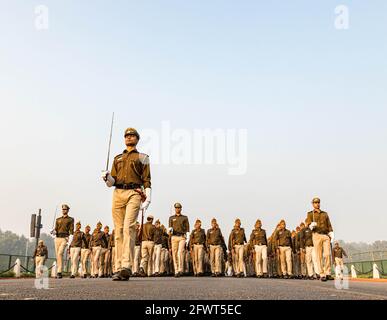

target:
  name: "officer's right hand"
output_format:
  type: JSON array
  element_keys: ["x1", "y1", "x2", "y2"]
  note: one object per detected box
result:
[
  {"x1": 50, "y1": 229, "x2": 56, "y2": 236},
  {"x1": 310, "y1": 222, "x2": 317, "y2": 230},
  {"x1": 102, "y1": 171, "x2": 115, "y2": 187}
]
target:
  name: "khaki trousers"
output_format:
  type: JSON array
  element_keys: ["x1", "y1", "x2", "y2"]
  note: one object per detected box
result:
[
  {"x1": 99, "y1": 248, "x2": 109, "y2": 276},
  {"x1": 335, "y1": 257, "x2": 345, "y2": 279},
  {"x1": 92, "y1": 246, "x2": 102, "y2": 276},
  {"x1": 312, "y1": 233, "x2": 332, "y2": 277},
  {"x1": 133, "y1": 245, "x2": 141, "y2": 274},
  {"x1": 233, "y1": 245, "x2": 245, "y2": 274},
  {"x1": 112, "y1": 189, "x2": 141, "y2": 270},
  {"x1": 111, "y1": 247, "x2": 116, "y2": 273},
  {"x1": 279, "y1": 246, "x2": 292, "y2": 276},
  {"x1": 70, "y1": 247, "x2": 81, "y2": 276},
  {"x1": 209, "y1": 245, "x2": 222, "y2": 273},
  {"x1": 140, "y1": 240, "x2": 155, "y2": 276},
  {"x1": 193, "y1": 244, "x2": 204, "y2": 274},
  {"x1": 254, "y1": 245, "x2": 268, "y2": 275},
  {"x1": 35, "y1": 256, "x2": 45, "y2": 277},
  {"x1": 54, "y1": 237, "x2": 68, "y2": 273},
  {"x1": 171, "y1": 236, "x2": 186, "y2": 274},
  {"x1": 81, "y1": 248, "x2": 91, "y2": 276},
  {"x1": 153, "y1": 244, "x2": 162, "y2": 274},
  {"x1": 160, "y1": 248, "x2": 169, "y2": 273},
  {"x1": 305, "y1": 246, "x2": 316, "y2": 277}
]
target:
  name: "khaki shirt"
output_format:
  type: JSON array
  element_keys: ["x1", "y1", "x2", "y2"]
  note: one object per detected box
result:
[
  {"x1": 228, "y1": 228, "x2": 247, "y2": 250},
  {"x1": 189, "y1": 228, "x2": 206, "y2": 247},
  {"x1": 274, "y1": 229, "x2": 293, "y2": 248},
  {"x1": 90, "y1": 230, "x2": 104, "y2": 247},
  {"x1": 333, "y1": 247, "x2": 347, "y2": 258},
  {"x1": 82, "y1": 233, "x2": 92, "y2": 249},
  {"x1": 206, "y1": 228, "x2": 224, "y2": 246},
  {"x1": 153, "y1": 227, "x2": 164, "y2": 245},
  {"x1": 303, "y1": 228, "x2": 314, "y2": 247},
  {"x1": 111, "y1": 148, "x2": 151, "y2": 189},
  {"x1": 33, "y1": 245, "x2": 48, "y2": 258},
  {"x1": 70, "y1": 230, "x2": 84, "y2": 248},
  {"x1": 142, "y1": 222, "x2": 156, "y2": 241},
  {"x1": 169, "y1": 215, "x2": 190, "y2": 235},
  {"x1": 55, "y1": 215, "x2": 74, "y2": 237},
  {"x1": 102, "y1": 233, "x2": 110, "y2": 249},
  {"x1": 306, "y1": 210, "x2": 333, "y2": 235},
  {"x1": 109, "y1": 233, "x2": 115, "y2": 248},
  {"x1": 249, "y1": 228, "x2": 267, "y2": 246}
]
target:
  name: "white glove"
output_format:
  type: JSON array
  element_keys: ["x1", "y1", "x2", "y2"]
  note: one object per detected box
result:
[
  {"x1": 310, "y1": 222, "x2": 317, "y2": 230},
  {"x1": 101, "y1": 171, "x2": 115, "y2": 187},
  {"x1": 328, "y1": 232, "x2": 334, "y2": 242},
  {"x1": 140, "y1": 188, "x2": 151, "y2": 210},
  {"x1": 50, "y1": 229, "x2": 56, "y2": 236},
  {"x1": 168, "y1": 227, "x2": 173, "y2": 234},
  {"x1": 68, "y1": 235, "x2": 73, "y2": 246}
]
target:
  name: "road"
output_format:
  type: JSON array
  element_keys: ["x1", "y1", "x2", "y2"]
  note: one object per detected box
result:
[{"x1": 0, "y1": 277, "x2": 386, "y2": 300}]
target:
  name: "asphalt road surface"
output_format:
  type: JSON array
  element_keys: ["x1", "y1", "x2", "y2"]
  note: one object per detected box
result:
[{"x1": 0, "y1": 277, "x2": 386, "y2": 300}]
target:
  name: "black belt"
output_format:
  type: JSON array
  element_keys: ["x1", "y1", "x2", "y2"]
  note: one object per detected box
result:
[
  {"x1": 255, "y1": 243, "x2": 266, "y2": 246},
  {"x1": 173, "y1": 233, "x2": 185, "y2": 236},
  {"x1": 115, "y1": 183, "x2": 142, "y2": 190},
  {"x1": 193, "y1": 243, "x2": 204, "y2": 245},
  {"x1": 57, "y1": 234, "x2": 69, "y2": 238}
]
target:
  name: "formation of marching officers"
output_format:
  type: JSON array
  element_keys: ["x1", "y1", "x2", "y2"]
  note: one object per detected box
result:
[
  {"x1": 40, "y1": 198, "x2": 347, "y2": 282},
  {"x1": 35, "y1": 127, "x2": 348, "y2": 282}
]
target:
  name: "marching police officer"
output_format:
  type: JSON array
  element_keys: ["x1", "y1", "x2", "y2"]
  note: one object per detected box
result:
[
  {"x1": 306, "y1": 197, "x2": 334, "y2": 282},
  {"x1": 169, "y1": 203, "x2": 190, "y2": 278},
  {"x1": 206, "y1": 218, "x2": 225, "y2": 277},
  {"x1": 90, "y1": 222, "x2": 104, "y2": 278},
  {"x1": 33, "y1": 240, "x2": 48, "y2": 277},
  {"x1": 249, "y1": 219, "x2": 268, "y2": 278},
  {"x1": 228, "y1": 218, "x2": 247, "y2": 278},
  {"x1": 333, "y1": 241, "x2": 348, "y2": 280},
  {"x1": 69, "y1": 221, "x2": 83, "y2": 278},
  {"x1": 81, "y1": 225, "x2": 92, "y2": 278},
  {"x1": 189, "y1": 219, "x2": 206, "y2": 277},
  {"x1": 274, "y1": 220, "x2": 293, "y2": 279},
  {"x1": 102, "y1": 127, "x2": 152, "y2": 281},
  {"x1": 140, "y1": 215, "x2": 156, "y2": 277},
  {"x1": 53, "y1": 204, "x2": 74, "y2": 279}
]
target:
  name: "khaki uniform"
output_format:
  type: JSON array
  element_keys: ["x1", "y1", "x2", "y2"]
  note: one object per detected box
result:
[
  {"x1": 303, "y1": 227, "x2": 316, "y2": 277},
  {"x1": 33, "y1": 245, "x2": 48, "y2": 277},
  {"x1": 228, "y1": 228, "x2": 247, "y2": 275},
  {"x1": 133, "y1": 230, "x2": 141, "y2": 274},
  {"x1": 206, "y1": 227, "x2": 224, "y2": 274},
  {"x1": 54, "y1": 215, "x2": 74, "y2": 274},
  {"x1": 109, "y1": 232, "x2": 116, "y2": 273},
  {"x1": 249, "y1": 228, "x2": 268, "y2": 276},
  {"x1": 140, "y1": 222, "x2": 156, "y2": 276},
  {"x1": 169, "y1": 214, "x2": 190, "y2": 274},
  {"x1": 152, "y1": 227, "x2": 164, "y2": 274},
  {"x1": 99, "y1": 233, "x2": 111, "y2": 277},
  {"x1": 306, "y1": 210, "x2": 333, "y2": 277},
  {"x1": 274, "y1": 229, "x2": 293, "y2": 276},
  {"x1": 90, "y1": 229, "x2": 104, "y2": 276},
  {"x1": 189, "y1": 228, "x2": 206, "y2": 275},
  {"x1": 160, "y1": 232, "x2": 170, "y2": 274},
  {"x1": 69, "y1": 230, "x2": 83, "y2": 276},
  {"x1": 333, "y1": 246, "x2": 347, "y2": 279},
  {"x1": 110, "y1": 148, "x2": 151, "y2": 271},
  {"x1": 81, "y1": 233, "x2": 92, "y2": 277}
]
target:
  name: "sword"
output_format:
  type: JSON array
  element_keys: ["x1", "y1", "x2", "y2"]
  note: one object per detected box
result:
[{"x1": 103, "y1": 112, "x2": 115, "y2": 180}]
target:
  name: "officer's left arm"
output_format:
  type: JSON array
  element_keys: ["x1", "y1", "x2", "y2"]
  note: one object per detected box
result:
[
  {"x1": 326, "y1": 213, "x2": 333, "y2": 232},
  {"x1": 69, "y1": 218, "x2": 74, "y2": 235},
  {"x1": 140, "y1": 155, "x2": 151, "y2": 189}
]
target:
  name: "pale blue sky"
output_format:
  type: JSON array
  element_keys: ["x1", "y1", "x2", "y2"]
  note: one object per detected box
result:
[{"x1": 0, "y1": 1, "x2": 386, "y2": 242}]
